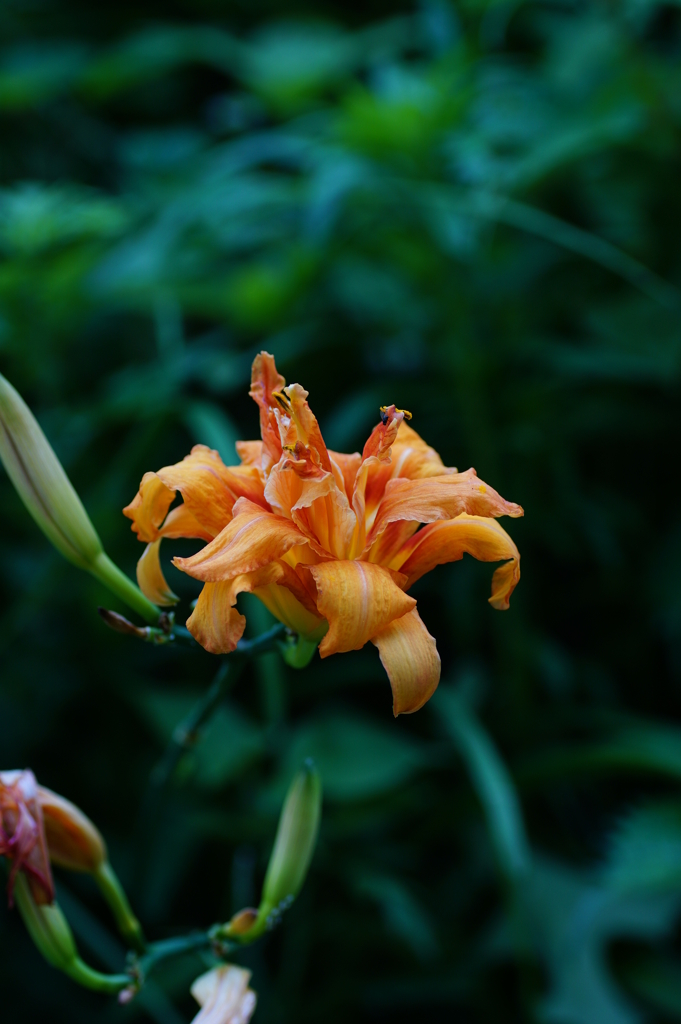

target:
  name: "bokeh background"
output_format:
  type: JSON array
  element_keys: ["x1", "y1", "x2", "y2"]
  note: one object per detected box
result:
[{"x1": 1, "y1": 0, "x2": 681, "y2": 1021}]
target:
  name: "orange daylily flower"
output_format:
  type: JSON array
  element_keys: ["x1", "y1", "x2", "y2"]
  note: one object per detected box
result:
[{"x1": 124, "y1": 353, "x2": 523, "y2": 715}]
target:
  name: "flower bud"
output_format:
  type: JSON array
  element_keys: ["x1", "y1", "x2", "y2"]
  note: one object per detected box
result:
[
  {"x1": 13, "y1": 873, "x2": 130, "y2": 994},
  {"x1": 190, "y1": 965, "x2": 256, "y2": 1024},
  {"x1": 260, "y1": 761, "x2": 321, "y2": 916},
  {"x1": 38, "y1": 786, "x2": 107, "y2": 873},
  {"x1": 0, "y1": 372, "x2": 160, "y2": 624},
  {"x1": 0, "y1": 372, "x2": 102, "y2": 570}
]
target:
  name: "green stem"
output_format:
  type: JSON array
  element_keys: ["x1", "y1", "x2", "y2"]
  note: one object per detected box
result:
[
  {"x1": 63, "y1": 958, "x2": 131, "y2": 994},
  {"x1": 94, "y1": 862, "x2": 146, "y2": 954},
  {"x1": 132, "y1": 931, "x2": 222, "y2": 985},
  {"x1": 90, "y1": 552, "x2": 161, "y2": 626}
]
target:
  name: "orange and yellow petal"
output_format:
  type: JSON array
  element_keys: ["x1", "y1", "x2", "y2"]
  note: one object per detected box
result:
[
  {"x1": 249, "y1": 352, "x2": 285, "y2": 473},
  {"x1": 372, "y1": 608, "x2": 441, "y2": 716},
  {"x1": 306, "y1": 560, "x2": 415, "y2": 657},
  {"x1": 186, "y1": 563, "x2": 284, "y2": 654},
  {"x1": 279, "y1": 383, "x2": 332, "y2": 473},
  {"x1": 136, "y1": 538, "x2": 179, "y2": 606},
  {"x1": 174, "y1": 498, "x2": 316, "y2": 583},
  {"x1": 368, "y1": 469, "x2": 523, "y2": 548},
  {"x1": 156, "y1": 445, "x2": 265, "y2": 540},
  {"x1": 253, "y1": 570, "x2": 325, "y2": 637},
  {"x1": 236, "y1": 440, "x2": 263, "y2": 467},
  {"x1": 123, "y1": 471, "x2": 175, "y2": 543},
  {"x1": 395, "y1": 513, "x2": 521, "y2": 609}
]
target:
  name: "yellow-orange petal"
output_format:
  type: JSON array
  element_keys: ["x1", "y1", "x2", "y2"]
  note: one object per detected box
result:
[
  {"x1": 265, "y1": 459, "x2": 356, "y2": 560},
  {"x1": 372, "y1": 608, "x2": 441, "y2": 716},
  {"x1": 174, "y1": 498, "x2": 317, "y2": 583},
  {"x1": 157, "y1": 445, "x2": 266, "y2": 539},
  {"x1": 389, "y1": 420, "x2": 455, "y2": 480},
  {"x1": 186, "y1": 563, "x2": 284, "y2": 654},
  {"x1": 395, "y1": 513, "x2": 521, "y2": 609},
  {"x1": 236, "y1": 440, "x2": 263, "y2": 467},
  {"x1": 329, "y1": 451, "x2": 362, "y2": 501},
  {"x1": 136, "y1": 538, "x2": 179, "y2": 606},
  {"x1": 123, "y1": 472, "x2": 175, "y2": 543},
  {"x1": 253, "y1": 568, "x2": 324, "y2": 637},
  {"x1": 307, "y1": 560, "x2": 415, "y2": 657},
  {"x1": 281, "y1": 383, "x2": 332, "y2": 473},
  {"x1": 250, "y1": 352, "x2": 285, "y2": 473},
  {"x1": 368, "y1": 469, "x2": 523, "y2": 548}
]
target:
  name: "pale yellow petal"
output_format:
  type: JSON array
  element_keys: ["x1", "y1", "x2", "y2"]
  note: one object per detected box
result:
[{"x1": 136, "y1": 538, "x2": 179, "y2": 606}]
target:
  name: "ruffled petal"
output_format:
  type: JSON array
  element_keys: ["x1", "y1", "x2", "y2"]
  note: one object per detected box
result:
[
  {"x1": 157, "y1": 502, "x2": 211, "y2": 541},
  {"x1": 236, "y1": 440, "x2": 263, "y2": 467},
  {"x1": 123, "y1": 472, "x2": 175, "y2": 543},
  {"x1": 136, "y1": 538, "x2": 179, "y2": 606},
  {"x1": 249, "y1": 352, "x2": 285, "y2": 473},
  {"x1": 253, "y1": 564, "x2": 325, "y2": 636},
  {"x1": 174, "y1": 498, "x2": 317, "y2": 582},
  {"x1": 265, "y1": 457, "x2": 356, "y2": 559},
  {"x1": 157, "y1": 445, "x2": 266, "y2": 539},
  {"x1": 368, "y1": 469, "x2": 523, "y2": 548},
  {"x1": 279, "y1": 383, "x2": 332, "y2": 473},
  {"x1": 307, "y1": 560, "x2": 415, "y2": 657},
  {"x1": 372, "y1": 608, "x2": 441, "y2": 716},
  {"x1": 329, "y1": 451, "x2": 362, "y2": 501},
  {"x1": 389, "y1": 421, "x2": 454, "y2": 480},
  {"x1": 395, "y1": 513, "x2": 521, "y2": 609},
  {"x1": 186, "y1": 563, "x2": 284, "y2": 654}
]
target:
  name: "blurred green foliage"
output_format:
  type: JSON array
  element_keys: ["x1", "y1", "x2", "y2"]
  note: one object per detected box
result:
[{"x1": 1, "y1": 0, "x2": 681, "y2": 1021}]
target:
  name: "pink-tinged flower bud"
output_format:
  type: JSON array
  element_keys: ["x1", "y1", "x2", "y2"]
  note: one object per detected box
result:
[
  {"x1": 190, "y1": 965, "x2": 257, "y2": 1024},
  {"x1": 0, "y1": 372, "x2": 161, "y2": 625},
  {"x1": 0, "y1": 770, "x2": 54, "y2": 906}
]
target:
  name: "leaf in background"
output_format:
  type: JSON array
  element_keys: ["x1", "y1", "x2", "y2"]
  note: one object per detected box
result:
[
  {"x1": 353, "y1": 873, "x2": 438, "y2": 960},
  {"x1": 434, "y1": 686, "x2": 530, "y2": 882},
  {"x1": 602, "y1": 802, "x2": 681, "y2": 895},
  {"x1": 276, "y1": 712, "x2": 430, "y2": 802},
  {"x1": 183, "y1": 400, "x2": 240, "y2": 464}
]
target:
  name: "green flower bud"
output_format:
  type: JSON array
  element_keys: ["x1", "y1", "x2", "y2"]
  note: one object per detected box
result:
[
  {"x1": 260, "y1": 761, "x2": 321, "y2": 920},
  {"x1": 0, "y1": 372, "x2": 160, "y2": 624},
  {"x1": 13, "y1": 874, "x2": 129, "y2": 994}
]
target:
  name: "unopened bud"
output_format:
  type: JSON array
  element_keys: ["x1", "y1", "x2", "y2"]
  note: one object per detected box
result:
[
  {"x1": 0, "y1": 372, "x2": 103, "y2": 570},
  {"x1": 38, "y1": 786, "x2": 107, "y2": 873},
  {"x1": 0, "y1": 372, "x2": 160, "y2": 624},
  {"x1": 224, "y1": 907, "x2": 259, "y2": 937},
  {"x1": 13, "y1": 873, "x2": 130, "y2": 994},
  {"x1": 261, "y1": 761, "x2": 321, "y2": 915}
]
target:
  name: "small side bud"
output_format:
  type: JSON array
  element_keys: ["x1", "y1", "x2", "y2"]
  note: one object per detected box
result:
[
  {"x1": 224, "y1": 907, "x2": 259, "y2": 937},
  {"x1": 260, "y1": 761, "x2": 322, "y2": 916}
]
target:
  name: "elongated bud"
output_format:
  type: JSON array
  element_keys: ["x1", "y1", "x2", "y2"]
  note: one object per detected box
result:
[
  {"x1": 13, "y1": 874, "x2": 129, "y2": 993},
  {"x1": 260, "y1": 761, "x2": 321, "y2": 917},
  {"x1": 0, "y1": 372, "x2": 160, "y2": 624},
  {"x1": 38, "y1": 786, "x2": 107, "y2": 873}
]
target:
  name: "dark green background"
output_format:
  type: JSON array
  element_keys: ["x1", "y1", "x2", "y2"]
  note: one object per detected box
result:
[{"x1": 1, "y1": 0, "x2": 681, "y2": 1021}]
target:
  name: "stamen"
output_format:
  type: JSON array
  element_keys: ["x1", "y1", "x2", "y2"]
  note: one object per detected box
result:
[
  {"x1": 272, "y1": 390, "x2": 291, "y2": 410},
  {"x1": 379, "y1": 405, "x2": 413, "y2": 425}
]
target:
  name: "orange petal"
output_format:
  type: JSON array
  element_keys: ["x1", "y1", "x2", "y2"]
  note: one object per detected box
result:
[
  {"x1": 361, "y1": 405, "x2": 405, "y2": 462},
  {"x1": 265, "y1": 460, "x2": 356, "y2": 559},
  {"x1": 158, "y1": 502, "x2": 211, "y2": 541},
  {"x1": 329, "y1": 451, "x2": 362, "y2": 501},
  {"x1": 157, "y1": 444, "x2": 266, "y2": 539},
  {"x1": 280, "y1": 383, "x2": 332, "y2": 473},
  {"x1": 236, "y1": 440, "x2": 263, "y2": 467},
  {"x1": 253, "y1": 563, "x2": 324, "y2": 636},
  {"x1": 249, "y1": 352, "x2": 285, "y2": 473},
  {"x1": 174, "y1": 498, "x2": 316, "y2": 582},
  {"x1": 307, "y1": 560, "x2": 415, "y2": 657},
  {"x1": 368, "y1": 469, "x2": 523, "y2": 548},
  {"x1": 136, "y1": 538, "x2": 179, "y2": 606},
  {"x1": 186, "y1": 563, "x2": 284, "y2": 654},
  {"x1": 396, "y1": 513, "x2": 521, "y2": 609},
  {"x1": 123, "y1": 472, "x2": 175, "y2": 543},
  {"x1": 372, "y1": 608, "x2": 441, "y2": 716},
  {"x1": 389, "y1": 420, "x2": 454, "y2": 480}
]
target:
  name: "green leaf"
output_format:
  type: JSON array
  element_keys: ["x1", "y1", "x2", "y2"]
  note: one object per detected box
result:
[
  {"x1": 434, "y1": 686, "x2": 530, "y2": 881},
  {"x1": 602, "y1": 802, "x2": 681, "y2": 895}
]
